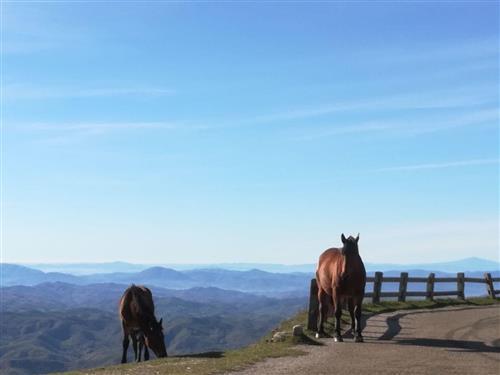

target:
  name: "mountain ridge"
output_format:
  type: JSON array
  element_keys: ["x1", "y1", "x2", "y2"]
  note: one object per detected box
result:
[
  {"x1": 3, "y1": 260, "x2": 500, "y2": 291},
  {"x1": 16, "y1": 256, "x2": 499, "y2": 275}
]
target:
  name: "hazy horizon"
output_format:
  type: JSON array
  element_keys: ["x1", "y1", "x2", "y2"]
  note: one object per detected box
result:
[
  {"x1": 4, "y1": 3, "x2": 499, "y2": 265},
  {"x1": 13, "y1": 255, "x2": 500, "y2": 267}
]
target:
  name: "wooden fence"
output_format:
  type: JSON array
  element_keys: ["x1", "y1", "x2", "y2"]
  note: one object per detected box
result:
[{"x1": 307, "y1": 272, "x2": 499, "y2": 331}]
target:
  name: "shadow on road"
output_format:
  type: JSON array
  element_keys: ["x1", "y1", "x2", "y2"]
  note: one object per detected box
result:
[
  {"x1": 378, "y1": 313, "x2": 404, "y2": 340},
  {"x1": 394, "y1": 338, "x2": 500, "y2": 354},
  {"x1": 378, "y1": 307, "x2": 494, "y2": 341},
  {"x1": 376, "y1": 308, "x2": 500, "y2": 355}
]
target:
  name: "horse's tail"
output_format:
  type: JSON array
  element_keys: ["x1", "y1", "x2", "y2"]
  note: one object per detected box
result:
[
  {"x1": 315, "y1": 270, "x2": 322, "y2": 294},
  {"x1": 118, "y1": 285, "x2": 134, "y2": 321}
]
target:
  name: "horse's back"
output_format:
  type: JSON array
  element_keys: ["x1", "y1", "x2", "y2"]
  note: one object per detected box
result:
[
  {"x1": 316, "y1": 248, "x2": 344, "y2": 294},
  {"x1": 119, "y1": 285, "x2": 155, "y2": 328},
  {"x1": 316, "y1": 248, "x2": 366, "y2": 297}
]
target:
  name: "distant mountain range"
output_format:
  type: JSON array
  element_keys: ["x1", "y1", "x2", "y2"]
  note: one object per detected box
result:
[
  {"x1": 1, "y1": 282, "x2": 302, "y2": 315},
  {"x1": 2, "y1": 261, "x2": 498, "y2": 298},
  {"x1": 1, "y1": 264, "x2": 312, "y2": 296},
  {"x1": 20, "y1": 257, "x2": 500, "y2": 275}
]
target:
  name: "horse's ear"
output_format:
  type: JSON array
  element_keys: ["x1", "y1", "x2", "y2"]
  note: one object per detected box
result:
[
  {"x1": 159, "y1": 318, "x2": 163, "y2": 327},
  {"x1": 355, "y1": 233, "x2": 360, "y2": 243},
  {"x1": 341, "y1": 233, "x2": 347, "y2": 244}
]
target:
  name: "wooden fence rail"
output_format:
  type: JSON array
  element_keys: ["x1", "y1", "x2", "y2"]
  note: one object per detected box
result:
[{"x1": 307, "y1": 271, "x2": 499, "y2": 331}]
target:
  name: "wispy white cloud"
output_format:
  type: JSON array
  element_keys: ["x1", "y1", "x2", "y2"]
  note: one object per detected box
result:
[
  {"x1": 354, "y1": 38, "x2": 499, "y2": 66},
  {"x1": 291, "y1": 121, "x2": 394, "y2": 140},
  {"x1": 5, "y1": 85, "x2": 175, "y2": 100},
  {"x1": 29, "y1": 121, "x2": 180, "y2": 133},
  {"x1": 376, "y1": 158, "x2": 500, "y2": 172},
  {"x1": 252, "y1": 88, "x2": 496, "y2": 124},
  {"x1": 14, "y1": 121, "x2": 212, "y2": 144},
  {"x1": 291, "y1": 108, "x2": 498, "y2": 141}
]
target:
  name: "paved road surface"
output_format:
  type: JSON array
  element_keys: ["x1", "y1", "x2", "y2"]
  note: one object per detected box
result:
[{"x1": 228, "y1": 305, "x2": 500, "y2": 375}]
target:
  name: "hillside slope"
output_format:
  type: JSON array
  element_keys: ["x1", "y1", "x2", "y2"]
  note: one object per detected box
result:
[
  {"x1": 0, "y1": 283, "x2": 306, "y2": 375},
  {"x1": 62, "y1": 298, "x2": 500, "y2": 375}
]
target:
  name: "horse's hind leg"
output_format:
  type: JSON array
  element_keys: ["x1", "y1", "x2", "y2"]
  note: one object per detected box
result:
[
  {"x1": 316, "y1": 287, "x2": 324, "y2": 337},
  {"x1": 137, "y1": 337, "x2": 143, "y2": 362},
  {"x1": 316, "y1": 288, "x2": 329, "y2": 338},
  {"x1": 136, "y1": 332, "x2": 150, "y2": 361},
  {"x1": 132, "y1": 334, "x2": 139, "y2": 362},
  {"x1": 121, "y1": 325, "x2": 130, "y2": 364},
  {"x1": 333, "y1": 292, "x2": 343, "y2": 342}
]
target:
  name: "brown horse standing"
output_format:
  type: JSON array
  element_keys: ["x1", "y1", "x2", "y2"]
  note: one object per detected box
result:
[
  {"x1": 316, "y1": 234, "x2": 366, "y2": 342},
  {"x1": 119, "y1": 285, "x2": 167, "y2": 363}
]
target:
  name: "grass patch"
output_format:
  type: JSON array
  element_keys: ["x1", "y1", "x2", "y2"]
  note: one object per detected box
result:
[
  {"x1": 363, "y1": 297, "x2": 498, "y2": 315},
  {"x1": 64, "y1": 340, "x2": 304, "y2": 375},
  {"x1": 64, "y1": 297, "x2": 498, "y2": 375}
]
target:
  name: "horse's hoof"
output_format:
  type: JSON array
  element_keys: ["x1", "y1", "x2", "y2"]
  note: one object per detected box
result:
[
  {"x1": 315, "y1": 333, "x2": 322, "y2": 339},
  {"x1": 354, "y1": 336, "x2": 364, "y2": 343},
  {"x1": 334, "y1": 336, "x2": 343, "y2": 343}
]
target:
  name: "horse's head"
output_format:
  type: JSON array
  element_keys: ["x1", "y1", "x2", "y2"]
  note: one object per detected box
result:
[
  {"x1": 145, "y1": 318, "x2": 167, "y2": 358},
  {"x1": 341, "y1": 233, "x2": 359, "y2": 256}
]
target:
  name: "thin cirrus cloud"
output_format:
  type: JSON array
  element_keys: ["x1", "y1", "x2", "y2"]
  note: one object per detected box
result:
[
  {"x1": 375, "y1": 158, "x2": 500, "y2": 172},
  {"x1": 354, "y1": 38, "x2": 499, "y2": 65},
  {"x1": 19, "y1": 122, "x2": 180, "y2": 144},
  {"x1": 4, "y1": 85, "x2": 175, "y2": 100},
  {"x1": 291, "y1": 108, "x2": 498, "y2": 141},
  {"x1": 251, "y1": 87, "x2": 496, "y2": 124},
  {"x1": 21, "y1": 121, "x2": 214, "y2": 144},
  {"x1": 29, "y1": 121, "x2": 180, "y2": 133}
]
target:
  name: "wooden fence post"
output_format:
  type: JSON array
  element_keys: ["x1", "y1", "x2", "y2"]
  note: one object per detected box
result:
[
  {"x1": 457, "y1": 272, "x2": 465, "y2": 300},
  {"x1": 307, "y1": 278, "x2": 319, "y2": 331},
  {"x1": 373, "y1": 271, "x2": 383, "y2": 303},
  {"x1": 426, "y1": 273, "x2": 435, "y2": 301},
  {"x1": 398, "y1": 272, "x2": 408, "y2": 302},
  {"x1": 484, "y1": 273, "x2": 495, "y2": 299}
]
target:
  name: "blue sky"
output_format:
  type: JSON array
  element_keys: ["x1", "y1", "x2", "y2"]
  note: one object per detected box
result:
[{"x1": 3, "y1": 2, "x2": 499, "y2": 264}]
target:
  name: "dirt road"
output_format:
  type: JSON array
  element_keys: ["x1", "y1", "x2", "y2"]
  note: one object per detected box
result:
[{"x1": 228, "y1": 305, "x2": 500, "y2": 375}]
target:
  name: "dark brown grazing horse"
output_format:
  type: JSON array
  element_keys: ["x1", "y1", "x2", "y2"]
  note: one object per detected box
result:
[
  {"x1": 316, "y1": 234, "x2": 366, "y2": 342},
  {"x1": 119, "y1": 285, "x2": 167, "y2": 363}
]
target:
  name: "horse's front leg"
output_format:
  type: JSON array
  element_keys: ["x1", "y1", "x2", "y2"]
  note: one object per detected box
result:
[
  {"x1": 333, "y1": 293, "x2": 343, "y2": 342},
  {"x1": 348, "y1": 298, "x2": 355, "y2": 335},
  {"x1": 354, "y1": 298, "x2": 364, "y2": 342}
]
